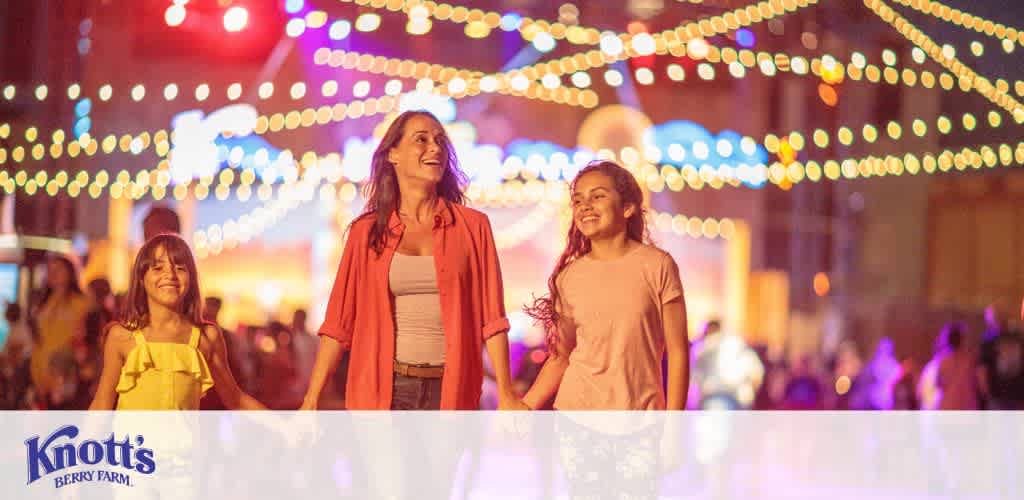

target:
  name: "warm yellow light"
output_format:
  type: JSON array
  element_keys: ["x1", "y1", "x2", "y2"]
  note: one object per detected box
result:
[
  {"x1": 970, "y1": 41, "x2": 984, "y2": 57},
  {"x1": 838, "y1": 127, "x2": 854, "y2": 146},
  {"x1": 862, "y1": 124, "x2": 878, "y2": 143},
  {"x1": 227, "y1": 83, "x2": 242, "y2": 100},
  {"x1": 989, "y1": 111, "x2": 1002, "y2": 127},
  {"x1": 937, "y1": 116, "x2": 952, "y2": 134},
  {"x1": 962, "y1": 113, "x2": 977, "y2": 131}
]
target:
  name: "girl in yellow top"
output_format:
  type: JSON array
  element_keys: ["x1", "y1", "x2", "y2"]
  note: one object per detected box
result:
[{"x1": 89, "y1": 233, "x2": 264, "y2": 410}]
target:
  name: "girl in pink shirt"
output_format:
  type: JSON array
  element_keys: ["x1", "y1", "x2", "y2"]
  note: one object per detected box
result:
[{"x1": 523, "y1": 160, "x2": 690, "y2": 411}]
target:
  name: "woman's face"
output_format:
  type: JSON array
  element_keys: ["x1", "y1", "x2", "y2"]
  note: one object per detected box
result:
[
  {"x1": 46, "y1": 260, "x2": 71, "y2": 291},
  {"x1": 387, "y1": 115, "x2": 448, "y2": 189},
  {"x1": 142, "y1": 245, "x2": 190, "y2": 309},
  {"x1": 571, "y1": 171, "x2": 635, "y2": 241}
]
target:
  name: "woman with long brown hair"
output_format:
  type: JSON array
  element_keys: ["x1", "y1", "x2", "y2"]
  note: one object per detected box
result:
[
  {"x1": 522, "y1": 160, "x2": 690, "y2": 411},
  {"x1": 301, "y1": 110, "x2": 522, "y2": 410}
]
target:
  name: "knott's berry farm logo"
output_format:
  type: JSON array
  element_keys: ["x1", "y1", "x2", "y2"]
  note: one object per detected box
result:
[{"x1": 25, "y1": 425, "x2": 156, "y2": 489}]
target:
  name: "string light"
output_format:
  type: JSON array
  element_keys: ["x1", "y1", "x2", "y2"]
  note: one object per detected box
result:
[
  {"x1": 888, "y1": 0, "x2": 1024, "y2": 48},
  {"x1": 312, "y1": 48, "x2": 599, "y2": 108},
  {"x1": 493, "y1": 199, "x2": 561, "y2": 249},
  {"x1": 649, "y1": 210, "x2": 736, "y2": 241},
  {"x1": 865, "y1": 0, "x2": 1024, "y2": 122}
]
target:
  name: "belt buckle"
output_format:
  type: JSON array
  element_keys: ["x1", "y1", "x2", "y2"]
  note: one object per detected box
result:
[{"x1": 394, "y1": 360, "x2": 442, "y2": 378}]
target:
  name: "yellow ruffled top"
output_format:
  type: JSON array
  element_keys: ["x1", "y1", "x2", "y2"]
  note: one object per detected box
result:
[{"x1": 116, "y1": 327, "x2": 214, "y2": 410}]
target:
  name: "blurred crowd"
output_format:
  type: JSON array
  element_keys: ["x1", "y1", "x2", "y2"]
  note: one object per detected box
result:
[{"x1": 1, "y1": 247, "x2": 1021, "y2": 412}]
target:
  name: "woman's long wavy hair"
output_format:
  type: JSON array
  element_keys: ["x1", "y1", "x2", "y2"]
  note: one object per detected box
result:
[
  {"x1": 359, "y1": 110, "x2": 467, "y2": 254},
  {"x1": 120, "y1": 233, "x2": 204, "y2": 331},
  {"x1": 524, "y1": 160, "x2": 651, "y2": 351}
]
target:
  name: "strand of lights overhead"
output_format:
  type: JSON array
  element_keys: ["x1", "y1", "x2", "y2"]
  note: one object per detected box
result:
[
  {"x1": 0, "y1": 93, "x2": 409, "y2": 162},
  {"x1": 467, "y1": 178, "x2": 569, "y2": 209},
  {"x1": 45, "y1": 94, "x2": 999, "y2": 202},
  {"x1": 513, "y1": 140, "x2": 1024, "y2": 194},
  {"x1": 334, "y1": 0, "x2": 813, "y2": 48},
  {"x1": 6, "y1": 0, "x2": 1012, "y2": 148},
  {"x1": 0, "y1": 15, "x2": 998, "y2": 153},
  {"x1": 0, "y1": 46, "x2": 976, "y2": 161},
  {"x1": 587, "y1": 46, "x2": 966, "y2": 97},
  {"x1": 865, "y1": 0, "x2": 1024, "y2": 122},
  {"x1": 888, "y1": 0, "x2": 1024, "y2": 48},
  {"x1": 483, "y1": 0, "x2": 819, "y2": 85},
  {"x1": 3, "y1": 99, "x2": 1012, "y2": 198},
  {"x1": 305, "y1": 1, "x2": 942, "y2": 98},
  {"x1": 192, "y1": 164, "x2": 334, "y2": 260},
  {"x1": 643, "y1": 140, "x2": 1024, "y2": 193},
  {"x1": 493, "y1": 199, "x2": 561, "y2": 249},
  {"x1": 0, "y1": 149, "x2": 361, "y2": 205},
  {"x1": 475, "y1": 178, "x2": 737, "y2": 242},
  {"x1": 311, "y1": 48, "x2": 600, "y2": 107},
  {"x1": 759, "y1": 141, "x2": 1024, "y2": 189},
  {"x1": 0, "y1": 84, "x2": 394, "y2": 153},
  {"x1": 649, "y1": 209, "x2": 737, "y2": 241},
  {"x1": 372, "y1": 0, "x2": 951, "y2": 91},
  {"x1": 487, "y1": 105, "x2": 1009, "y2": 186},
  {"x1": 13, "y1": 137, "x2": 1013, "y2": 207},
  {"x1": 331, "y1": 0, "x2": 602, "y2": 45},
  {"x1": 0, "y1": 36, "x2": 995, "y2": 113},
  {"x1": 325, "y1": 0, "x2": 817, "y2": 89},
  {"x1": 0, "y1": 69, "x2": 597, "y2": 154}
]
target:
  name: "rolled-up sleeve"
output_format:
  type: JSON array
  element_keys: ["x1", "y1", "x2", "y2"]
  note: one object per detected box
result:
[
  {"x1": 318, "y1": 224, "x2": 364, "y2": 349},
  {"x1": 476, "y1": 216, "x2": 510, "y2": 339}
]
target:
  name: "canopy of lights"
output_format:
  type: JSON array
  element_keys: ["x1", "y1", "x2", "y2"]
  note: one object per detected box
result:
[{"x1": 1, "y1": 0, "x2": 1020, "y2": 263}]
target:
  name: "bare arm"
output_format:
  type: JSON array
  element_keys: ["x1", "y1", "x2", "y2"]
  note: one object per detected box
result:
[
  {"x1": 300, "y1": 335, "x2": 346, "y2": 410},
  {"x1": 88, "y1": 325, "x2": 128, "y2": 410},
  {"x1": 663, "y1": 297, "x2": 690, "y2": 410},
  {"x1": 521, "y1": 353, "x2": 569, "y2": 410},
  {"x1": 522, "y1": 328, "x2": 574, "y2": 410},
  {"x1": 484, "y1": 331, "x2": 527, "y2": 409},
  {"x1": 204, "y1": 325, "x2": 267, "y2": 410}
]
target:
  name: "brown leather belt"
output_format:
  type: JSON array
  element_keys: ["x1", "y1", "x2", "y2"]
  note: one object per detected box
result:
[{"x1": 393, "y1": 360, "x2": 445, "y2": 379}]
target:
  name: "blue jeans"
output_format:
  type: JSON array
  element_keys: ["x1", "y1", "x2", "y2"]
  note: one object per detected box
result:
[{"x1": 390, "y1": 373, "x2": 443, "y2": 410}]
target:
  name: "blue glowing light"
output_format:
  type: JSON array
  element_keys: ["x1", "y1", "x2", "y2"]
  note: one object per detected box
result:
[
  {"x1": 74, "y1": 98, "x2": 92, "y2": 117},
  {"x1": 500, "y1": 13, "x2": 522, "y2": 32},
  {"x1": 329, "y1": 20, "x2": 351, "y2": 40},
  {"x1": 284, "y1": 0, "x2": 304, "y2": 15},
  {"x1": 736, "y1": 28, "x2": 756, "y2": 48}
]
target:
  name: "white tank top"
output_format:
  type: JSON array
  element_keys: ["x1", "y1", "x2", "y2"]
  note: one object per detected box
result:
[{"x1": 389, "y1": 253, "x2": 445, "y2": 365}]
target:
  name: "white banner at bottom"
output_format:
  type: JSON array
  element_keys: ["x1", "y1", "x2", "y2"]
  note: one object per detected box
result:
[{"x1": 1, "y1": 411, "x2": 1019, "y2": 499}]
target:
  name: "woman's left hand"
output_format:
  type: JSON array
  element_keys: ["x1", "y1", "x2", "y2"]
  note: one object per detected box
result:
[{"x1": 498, "y1": 391, "x2": 531, "y2": 411}]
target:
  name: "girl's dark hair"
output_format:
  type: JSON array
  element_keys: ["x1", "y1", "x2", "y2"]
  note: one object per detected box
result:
[
  {"x1": 524, "y1": 160, "x2": 650, "y2": 351},
  {"x1": 120, "y1": 233, "x2": 203, "y2": 331},
  {"x1": 358, "y1": 110, "x2": 467, "y2": 254}
]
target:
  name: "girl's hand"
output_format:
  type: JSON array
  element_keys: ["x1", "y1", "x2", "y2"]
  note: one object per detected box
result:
[{"x1": 498, "y1": 395, "x2": 531, "y2": 411}]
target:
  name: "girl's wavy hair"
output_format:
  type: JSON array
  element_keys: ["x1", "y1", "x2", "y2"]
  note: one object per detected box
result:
[
  {"x1": 357, "y1": 110, "x2": 467, "y2": 254},
  {"x1": 524, "y1": 160, "x2": 652, "y2": 351},
  {"x1": 120, "y1": 233, "x2": 204, "y2": 331}
]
